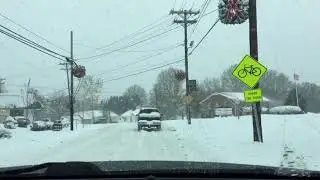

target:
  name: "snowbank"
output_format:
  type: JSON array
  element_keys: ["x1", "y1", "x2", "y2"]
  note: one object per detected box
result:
[
  {"x1": 0, "y1": 124, "x2": 111, "y2": 167},
  {"x1": 164, "y1": 113, "x2": 320, "y2": 171},
  {"x1": 269, "y1": 106, "x2": 303, "y2": 114},
  {"x1": 0, "y1": 129, "x2": 11, "y2": 139}
]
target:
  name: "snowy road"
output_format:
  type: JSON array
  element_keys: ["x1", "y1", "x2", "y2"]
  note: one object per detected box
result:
[{"x1": 28, "y1": 123, "x2": 189, "y2": 164}]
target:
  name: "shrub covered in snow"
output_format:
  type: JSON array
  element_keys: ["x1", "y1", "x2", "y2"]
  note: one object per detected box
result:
[
  {"x1": 269, "y1": 106, "x2": 304, "y2": 115},
  {"x1": 0, "y1": 129, "x2": 12, "y2": 139},
  {"x1": 3, "y1": 122, "x2": 16, "y2": 129}
]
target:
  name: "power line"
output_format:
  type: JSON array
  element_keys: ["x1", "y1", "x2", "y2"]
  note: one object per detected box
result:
[
  {"x1": 75, "y1": 39, "x2": 179, "y2": 53},
  {"x1": 93, "y1": 43, "x2": 182, "y2": 76},
  {"x1": 0, "y1": 28, "x2": 66, "y2": 61},
  {"x1": 202, "y1": 8, "x2": 218, "y2": 17},
  {"x1": 6, "y1": 83, "x2": 63, "y2": 91},
  {"x1": 190, "y1": 0, "x2": 212, "y2": 38},
  {"x1": 101, "y1": 58, "x2": 184, "y2": 83},
  {"x1": 82, "y1": 15, "x2": 172, "y2": 53},
  {"x1": 0, "y1": 24, "x2": 67, "y2": 58},
  {"x1": 84, "y1": 57, "x2": 184, "y2": 87},
  {"x1": 78, "y1": 25, "x2": 180, "y2": 61},
  {"x1": 0, "y1": 13, "x2": 69, "y2": 53},
  {"x1": 119, "y1": 23, "x2": 174, "y2": 48},
  {"x1": 189, "y1": 17, "x2": 220, "y2": 55}
]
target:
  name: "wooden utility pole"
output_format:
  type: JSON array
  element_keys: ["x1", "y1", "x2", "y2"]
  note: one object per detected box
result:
[
  {"x1": 69, "y1": 31, "x2": 74, "y2": 131},
  {"x1": 249, "y1": 0, "x2": 263, "y2": 142},
  {"x1": 170, "y1": 9, "x2": 199, "y2": 125},
  {"x1": 0, "y1": 78, "x2": 5, "y2": 93}
]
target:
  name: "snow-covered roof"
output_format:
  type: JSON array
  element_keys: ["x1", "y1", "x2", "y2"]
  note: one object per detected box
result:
[
  {"x1": 121, "y1": 109, "x2": 141, "y2": 116},
  {"x1": 200, "y1": 92, "x2": 270, "y2": 104},
  {"x1": 121, "y1": 110, "x2": 133, "y2": 117},
  {"x1": 109, "y1": 111, "x2": 119, "y2": 117},
  {"x1": 0, "y1": 93, "x2": 24, "y2": 108},
  {"x1": 132, "y1": 109, "x2": 140, "y2": 115},
  {"x1": 75, "y1": 110, "x2": 104, "y2": 120}
]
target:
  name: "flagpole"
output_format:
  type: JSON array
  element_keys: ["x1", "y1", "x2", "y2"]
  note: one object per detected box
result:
[
  {"x1": 295, "y1": 79, "x2": 299, "y2": 107},
  {"x1": 294, "y1": 71, "x2": 299, "y2": 107}
]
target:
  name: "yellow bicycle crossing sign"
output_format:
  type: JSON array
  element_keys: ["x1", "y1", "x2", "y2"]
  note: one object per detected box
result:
[{"x1": 232, "y1": 55, "x2": 267, "y2": 88}]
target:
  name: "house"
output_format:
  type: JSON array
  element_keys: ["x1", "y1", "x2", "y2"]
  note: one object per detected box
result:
[
  {"x1": 121, "y1": 110, "x2": 134, "y2": 122},
  {"x1": 120, "y1": 109, "x2": 141, "y2": 123},
  {"x1": 0, "y1": 93, "x2": 25, "y2": 123},
  {"x1": 74, "y1": 110, "x2": 119, "y2": 124},
  {"x1": 75, "y1": 110, "x2": 104, "y2": 124},
  {"x1": 199, "y1": 92, "x2": 270, "y2": 118},
  {"x1": 107, "y1": 111, "x2": 120, "y2": 123}
]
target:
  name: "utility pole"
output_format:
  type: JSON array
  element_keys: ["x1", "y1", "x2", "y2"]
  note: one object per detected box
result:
[
  {"x1": 25, "y1": 78, "x2": 31, "y2": 120},
  {"x1": 59, "y1": 62, "x2": 70, "y2": 96},
  {"x1": 69, "y1": 31, "x2": 74, "y2": 131},
  {"x1": 91, "y1": 95, "x2": 94, "y2": 124},
  {"x1": 249, "y1": 0, "x2": 263, "y2": 142},
  {"x1": 170, "y1": 9, "x2": 199, "y2": 125},
  {"x1": 0, "y1": 78, "x2": 5, "y2": 93}
]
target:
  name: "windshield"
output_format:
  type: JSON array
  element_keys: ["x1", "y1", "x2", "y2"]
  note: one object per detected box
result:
[
  {"x1": 0, "y1": 0, "x2": 319, "y2": 176},
  {"x1": 139, "y1": 109, "x2": 160, "y2": 114}
]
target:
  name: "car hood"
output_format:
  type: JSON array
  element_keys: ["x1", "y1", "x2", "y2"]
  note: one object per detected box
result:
[{"x1": 0, "y1": 161, "x2": 319, "y2": 178}]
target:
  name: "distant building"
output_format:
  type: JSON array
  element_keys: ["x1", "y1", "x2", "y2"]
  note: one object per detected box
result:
[
  {"x1": 75, "y1": 110, "x2": 119, "y2": 124},
  {"x1": 0, "y1": 93, "x2": 25, "y2": 122},
  {"x1": 199, "y1": 92, "x2": 270, "y2": 118}
]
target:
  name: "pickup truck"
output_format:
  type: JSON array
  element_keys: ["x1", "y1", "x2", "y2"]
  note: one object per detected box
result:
[{"x1": 137, "y1": 107, "x2": 162, "y2": 131}]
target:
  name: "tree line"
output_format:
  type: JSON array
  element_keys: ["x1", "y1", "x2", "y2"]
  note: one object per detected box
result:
[{"x1": 26, "y1": 64, "x2": 320, "y2": 121}]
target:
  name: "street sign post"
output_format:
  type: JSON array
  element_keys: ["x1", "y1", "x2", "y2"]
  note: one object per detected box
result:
[
  {"x1": 233, "y1": 55, "x2": 267, "y2": 143},
  {"x1": 188, "y1": 80, "x2": 197, "y2": 92},
  {"x1": 244, "y1": 89, "x2": 263, "y2": 103},
  {"x1": 232, "y1": 55, "x2": 267, "y2": 88},
  {"x1": 184, "y1": 95, "x2": 193, "y2": 105}
]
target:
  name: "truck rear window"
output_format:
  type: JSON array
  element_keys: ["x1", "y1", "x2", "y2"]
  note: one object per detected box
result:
[{"x1": 139, "y1": 109, "x2": 159, "y2": 114}]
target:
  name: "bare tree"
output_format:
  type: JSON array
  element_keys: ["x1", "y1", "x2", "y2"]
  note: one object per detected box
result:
[
  {"x1": 123, "y1": 84, "x2": 147, "y2": 108},
  {"x1": 150, "y1": 68, "x2": 184, "y2": 120},
  {"x1": 48, "y1": 91, "x2": 69, "y2": 120},
  {"x1": 75, "y1": 75, "x2": 103, "y2": 112}
]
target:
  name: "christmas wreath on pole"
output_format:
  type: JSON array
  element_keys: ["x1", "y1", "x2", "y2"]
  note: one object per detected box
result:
[
  {"x1": 175, "y1": 69, "x2": 186, "y2": 81},
  {"x1": 218, "y1": 0, "x2": 249, "y2": 25},
  {"x1": 72, "y1": 64, "x2": 86, "y2": 78}
]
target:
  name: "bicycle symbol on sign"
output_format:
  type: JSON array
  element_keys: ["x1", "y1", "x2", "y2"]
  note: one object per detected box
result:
[{"x1": 237, "y1": 64, "x2": 261, "y2": 78}]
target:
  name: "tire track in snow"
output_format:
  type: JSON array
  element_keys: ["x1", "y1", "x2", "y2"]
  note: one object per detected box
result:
[
  {"x1": 162, "y1": 122, "x2": 212, "y2": 162},
  {"x1": 34, "y1": 123, "x2": 188, "y2": 163},
  {"x1": 282, "y1": 115, "x2": 320, "y2": 170}
]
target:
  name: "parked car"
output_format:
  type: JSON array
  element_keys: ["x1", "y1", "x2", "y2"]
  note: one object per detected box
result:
[
  {"x1": 52, "y1": 120, "x2": 63, "y2": 131},
  {"x1": 3, "y1": 116, "x2": 17, "y2": 129},
  {"x1": 15, "y1": 117, "x2": 31, "y2": 128},
  {"x1": 60, "y1": 117, "x2": 69, "y2": 128},
  {"x1": 42, "y1": 118, "x2": 54, "y2": 130},
  {"x1": 30, "y1": 120, "x2": 47, "y2": 131}
]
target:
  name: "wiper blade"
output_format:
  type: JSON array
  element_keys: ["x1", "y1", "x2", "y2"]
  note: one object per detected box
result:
[{"x1": 0, "y1": 161, "x2": 106, "y2": 177}]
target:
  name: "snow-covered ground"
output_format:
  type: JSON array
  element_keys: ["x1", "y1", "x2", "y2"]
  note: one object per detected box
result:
[{"x1": 0, "y1": 114, "x2": 319, "y2": 172}]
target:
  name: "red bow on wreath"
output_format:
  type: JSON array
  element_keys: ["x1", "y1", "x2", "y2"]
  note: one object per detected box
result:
[
  {"x1": 72, "y1": 65, "x2": 86, "y2": 78},
  {"x1": 226, "y1": 0, "x2": 240, "y2": 21},
  {"x1": 218, "y1": 0, "x2": 249, "y2": 25}
]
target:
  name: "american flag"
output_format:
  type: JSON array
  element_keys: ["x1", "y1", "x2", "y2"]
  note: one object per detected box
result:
[{"x1": 294, "y1": 73, "x2": 299, "y2": 81}]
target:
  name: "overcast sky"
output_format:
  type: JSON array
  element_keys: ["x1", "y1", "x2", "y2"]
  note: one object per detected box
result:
[{"x1": 0, "y1": 0, "x2": 319, "y2": 98}]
